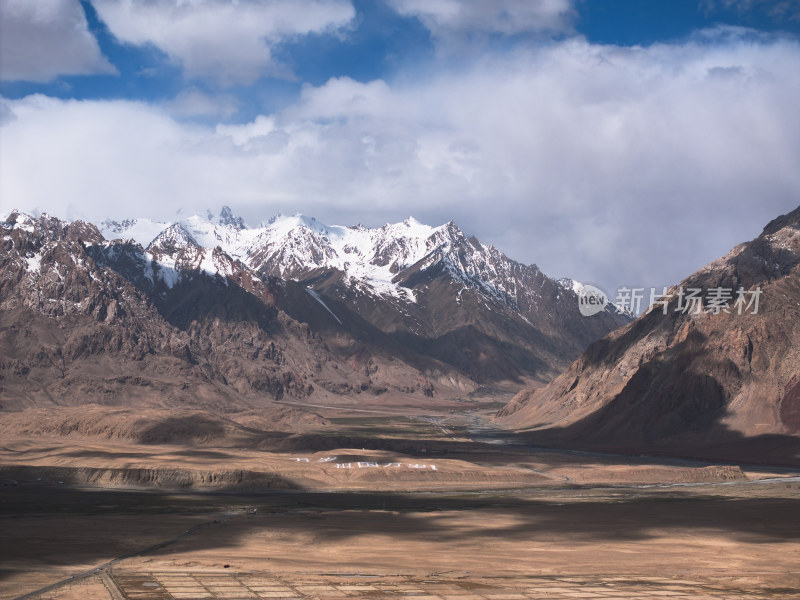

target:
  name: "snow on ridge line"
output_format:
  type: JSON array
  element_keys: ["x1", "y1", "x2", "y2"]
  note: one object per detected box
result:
[
  {"x1": 101, "y1": 210, "x2": 446, "y2": 253},
  {"x1": 131, "y1": 211, "x2": 453, "y2": 300},
  {"x1": 103, "y1": 210, "x2": 536, "y2": 309},
  {"x1": 69, "y1": 208, "x2": 555, "y2": 308},
  {"x1": 12, "y1": 208, "x2": 591, "y2": 316},
  {"x1": 100, "y1": 218, "x2": 172, "y2": 248}
]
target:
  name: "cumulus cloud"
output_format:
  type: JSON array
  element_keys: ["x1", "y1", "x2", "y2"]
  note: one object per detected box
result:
[
  {"x1": 2, "y1": 30, "x2": 800, "y2": 294},
  {"x1": 0, "y1": 0, "x2": 116, "y2": 82},
  {"x1": 704, "y1": 0, "x2": 800, "y2": 22},
  {"x1": 90, "y1": 0, "x2": 356, "y2": 86},
  {"x1": 388, "y1": 0, "x2": 575, "y2": 40}
]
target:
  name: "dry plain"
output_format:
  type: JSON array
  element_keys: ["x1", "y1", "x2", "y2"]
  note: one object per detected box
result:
[{"x1": 1, "y1": 405, "x2": 800, "y2": 600}]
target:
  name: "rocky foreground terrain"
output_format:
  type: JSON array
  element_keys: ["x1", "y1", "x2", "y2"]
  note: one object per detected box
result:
[{"x1": 499, "y1": 205, "x2": 800, "y2": 465}]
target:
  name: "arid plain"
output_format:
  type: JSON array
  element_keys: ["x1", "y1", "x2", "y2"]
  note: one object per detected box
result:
[{"x1": 2, "y1": 399, "x2": 799, "y2": 600}]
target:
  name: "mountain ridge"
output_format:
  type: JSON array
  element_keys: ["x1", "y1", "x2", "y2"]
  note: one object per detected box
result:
[
  {"x1": 497, "y1": 205, "x2": 800, "y2": 466},
  {"x1": 1, "y1": 207, "x2": 629, "y2": 415}
]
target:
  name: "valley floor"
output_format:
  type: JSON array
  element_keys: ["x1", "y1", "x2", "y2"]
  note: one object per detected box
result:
[
  {"x1": 2, "y1": 480, "x2": 800, "y2": 599},
  {"x1": 1, "y1": 408, "x2": 799, "y2": 599}
]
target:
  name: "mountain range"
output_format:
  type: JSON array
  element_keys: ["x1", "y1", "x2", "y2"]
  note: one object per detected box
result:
[
  {"x1": 4, "y1": 204, "x2": 800, "y2": 465},
  {"x1": 0, "y1": 207, "x2": 628, "y2": 415},
  {"x1": 498, "y1": 205, "x2": 800, "y2": 466}
]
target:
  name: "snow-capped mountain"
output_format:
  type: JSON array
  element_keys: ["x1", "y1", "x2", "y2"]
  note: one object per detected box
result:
[
  {"x1": 100, "y1": 217, "x2": 169, "y2": 248},
  {"x1": 2, "y1": 207, "x2": 629, "y2": 411},
  {"x1": 100, "y1": 207, "x2": 628, "y2": 317},
  {"x1": 101, "y1": 211, "x2": 470, "y2": 302}
]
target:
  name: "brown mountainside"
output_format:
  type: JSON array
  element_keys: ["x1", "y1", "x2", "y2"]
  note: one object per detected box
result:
[
  {"x1": 498, "y1": 205, "x2": 800, "y2": 465},
  {"x1": 0, "y1": 212, "x2": 455, "y2": 415},
  {"x1": 1, "y1": 210, "x2": 626, "y2": 424}
]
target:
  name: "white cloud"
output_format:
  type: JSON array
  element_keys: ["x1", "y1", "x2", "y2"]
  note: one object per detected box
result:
[
  {"x1": 166, "y1": 88, "x2": 239, "y2": 118},
  {"x1": 704, "y1": 0, "x2": 800, "y2": 22},
  {"x1": 90, "y1": 0, "x2": 356, "y2": 86},
  {"x1": 293, "y1": 77, "x2": 395, "y2": 119},
  {"x1": 0, "y1": 0, "x2": 116, "y2": 82},
  {"x1": 388, "y1": 0, "x2": 575, "y2": 39},
  {"x1": 2, "y1": 30, "x2": 800, "y2": 294}
]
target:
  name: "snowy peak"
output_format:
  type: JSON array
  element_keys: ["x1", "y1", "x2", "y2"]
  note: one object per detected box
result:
[
  {"x1": 92, "y1": 210, "x2": 556, "y2": 307},
  {"x1": 99, "y1": 205, "x2": 248, "y2": 249},
  {"x1": 210, "y1": 205, "x2": 247, "y2": 230},
  {"x1": 247, "y1": 217, "x2": 340, "y2": 280},
  {"x1": 148, "y1": 223, "x2": 201, "y2": 256},
  {"x1": 238, "y1": 213, "x2": 452, "y2": 301},
  {"x1": 90, "y1": 209, "x2": 593, "y2": 311},
  {"x1": 369, "y1": 219, "x2": 442, "y2": 272},
  {"x1": 3, "y1": 209, "x2": 37, "y2": 232},
  {"x1": 100, "y1": 217, "x2": 170, "y2": 248},
  {"x1": 3, "y1": 209, "x2": 103, "y2": 245}
]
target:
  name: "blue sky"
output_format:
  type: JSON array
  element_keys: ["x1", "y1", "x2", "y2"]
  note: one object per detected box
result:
[
  {"x1": 3, "y1": 1, "x2": 799, "y2": 118},
  {"x1": 1, "y1": 0, "x2": 800, "y2": 295}
]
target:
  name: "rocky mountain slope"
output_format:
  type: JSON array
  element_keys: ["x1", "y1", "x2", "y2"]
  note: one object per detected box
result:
[
  {"x1": 1, "y1": 208, "x2": 627, "y2": 417},
  {"x1": 498, "y1": 205, "x2": 800, "y2": 465},
  {"x1": 101, "y1": 210, "x2": 628, "y2": 383}
]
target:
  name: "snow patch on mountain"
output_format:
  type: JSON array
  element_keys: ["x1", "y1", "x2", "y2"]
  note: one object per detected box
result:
[
  {"x1": 101, "y1": 218, "x2": 170, "y2": 248},
  {"x1": 306, "y1": 288, "x2": 342, "y2": 324},
  {"x1": 558, "y1": 278, "x2": 584, "y2": 295},
  {"x1": 24, "y1": 251, "x2": 43, "y2": 273}
]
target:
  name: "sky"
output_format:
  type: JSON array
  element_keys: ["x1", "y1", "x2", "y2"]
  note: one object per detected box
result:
[{"x1": 1, "y1": 0, "x2": 800, "y2": 297}]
